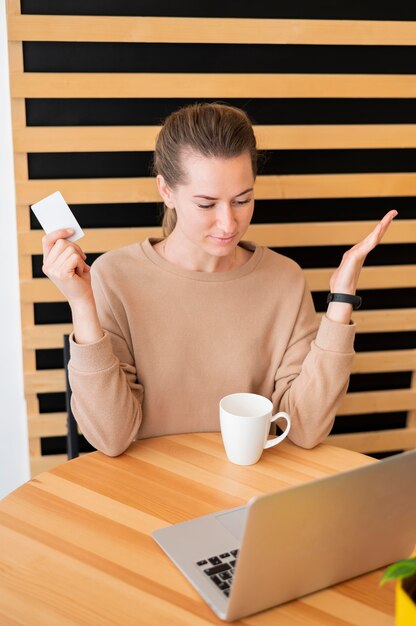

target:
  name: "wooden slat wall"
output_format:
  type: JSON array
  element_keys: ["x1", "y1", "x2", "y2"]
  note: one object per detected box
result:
[
  {"x1": 7, "y1": 15, "x2": 416, "y2": 45},
  {"x1": 6, "y1": 1, "x2": 416, "y2": 475}
]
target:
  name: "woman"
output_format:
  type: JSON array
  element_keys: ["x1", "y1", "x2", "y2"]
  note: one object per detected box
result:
[{"x1": 42, "y1": 103, "x2": 397, "y2": 456}]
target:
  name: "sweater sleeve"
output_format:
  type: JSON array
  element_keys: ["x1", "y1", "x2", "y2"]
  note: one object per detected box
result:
[
  {"x1": 272, "y1": 274, "x2": 356, "y2": 449},
  {"x1": 68, "y1": 268, "x2": 144, "y2": 457}
]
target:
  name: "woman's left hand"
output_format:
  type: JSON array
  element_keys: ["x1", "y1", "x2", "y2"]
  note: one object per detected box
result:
[{"x1": 329, "y1": 210, "x2": 398, "y2": 294}]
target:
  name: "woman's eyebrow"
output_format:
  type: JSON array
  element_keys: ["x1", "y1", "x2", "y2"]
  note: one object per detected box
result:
[{"x1": 192, "y1": 187, "x2": 253, "y2": 200}]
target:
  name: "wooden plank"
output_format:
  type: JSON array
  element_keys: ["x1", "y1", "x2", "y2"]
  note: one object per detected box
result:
[
  {"x1": 254, "y1": 173, "x2": 416, "y2": 202},
  {"x1": 21, "y1": 310, "x2": 416, "y2": 352},
  {"x1": 7, "y1": 13, "x2": 43, "y2": 460},
  {"x1": 23, "y1": 350, "x2": 416, "y2": 395},
  {"x1": 19, "y1": 221, "x2": 415, "y2": 255},
  {"x1": 21, "y1": 278, "x2": 58, "y2": 302},
  {"x1": 30, "y1": 454, "x2": 68, "y2": 477},
  {"x1": 20, "y1": 227, "x2": 161, "y2": 255},
  {"x1": 7, "y1": 15, "x2": 416, "y2": 45},
  {"x1": 15, "y1": 126, "x2": 160, "y2": 153},
  {"x1": 337, "y1": 389, "x2": 416, "y2": 415},
  {"x1": 25, "y1": 370, "x2": 65, "y2": 394},
  {"x1": 352, "y1": 350, "x2": 416, "y2": 374},
  {"x1": 407, "y1": 371, "x2": 416, "y2": 437},
  {"x1": 21, "y1": 265, "x2": 416, "y2": 303},
  {"x1": 351, "y1": 309, "x2": 416, "y2": 333},
  {"x1": 23, "y1": 350, "x2": 416, "y2": 397},
  {"x1": 15, "y1": 173, "x2": 416, "y2": 205},
  {"x1": 17, "y1": 177, "x2": 158, "y2": 205},
  {"x1": 13, "y1": 124, "x2": 416, "y2": 152},
  {"x1": 327, "y1": 428, "x2": 416, "y2": 453},
  {"x1": 6, "y1": 0, "x2": 20, "y2": 16},
  {"x1": 10, "y1": 73, "x2": 416, "y2": 99},
  {"x1": 28, "y1": 413, "x2": 67, "y2": 438},
  {"x1": 22, "y1": 324, "x2": 73, "y2": 349},
  {"x1": 305, "y1": 265, "x2": 416, "y2": 291},
  {"x1": 254, "y1": 124, "x2": 416, "y2": 150}
]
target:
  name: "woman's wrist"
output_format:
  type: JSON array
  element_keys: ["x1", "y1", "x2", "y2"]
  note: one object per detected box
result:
[
  {"x1": 327, "y1": 291, "x2": 361, "y2": 307},
  {"x1": 325, "y1": 300, "x2": 353, "y2": 325},
  {"x1": 70, "y1": 297, "x2": 104, "y2": 344}
]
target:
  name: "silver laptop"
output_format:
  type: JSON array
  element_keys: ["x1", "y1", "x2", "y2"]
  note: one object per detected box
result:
[{"x1": 153, "y1": 448, "x2": 416, "y2": 621}]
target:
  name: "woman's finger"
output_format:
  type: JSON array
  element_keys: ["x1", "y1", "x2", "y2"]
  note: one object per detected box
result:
[
  {"x1": 43, "y1": 237, "x2": 87, "y2": 268},
  {"x1": 52, "y1": 244, "x2": 82, "y2": 274},
  {"x1": 365, "y1": 210, "x2": 397, "y2": 241},
  {"x1": 67, "y1": 241, "x2": 87, "y2": 260},
  {"x1": 43, "y1": 242, "x2": 74, "y2": 275},
  {"x1": 49, "y1": 239, "x2": 87, "y2": 264},
  {"x1": 42, "y1": 228, "x2": 76, "y2": 259},
  {"x1": 347, "y1": 210, "x2": 398, "y2": 258},
  {"x1": 42, "y1": 230, "x2": 87, "y2": 264},
  {"x1": 60, "y1": 253, "x2": 90, "y2": 280},
  {"x1": 377, "y1": 209, "x2": 398, "y2": 234},
  {"x1": 72, "y1": 255, "x2": 91, "y2": 278}
]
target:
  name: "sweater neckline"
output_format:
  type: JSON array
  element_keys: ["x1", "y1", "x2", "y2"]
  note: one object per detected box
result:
[{"x1": 140, "y1": 237, "x2": 263, "y2": 282}]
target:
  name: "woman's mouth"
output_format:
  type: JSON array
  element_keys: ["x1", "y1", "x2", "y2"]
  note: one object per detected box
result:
[{"x1": 210, "y1": 234, "x2": 236, "y2": 243}]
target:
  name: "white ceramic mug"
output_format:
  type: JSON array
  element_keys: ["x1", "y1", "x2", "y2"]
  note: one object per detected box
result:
[{"x1": 219, "y1": 393, "x2": 291, "y2": 465}]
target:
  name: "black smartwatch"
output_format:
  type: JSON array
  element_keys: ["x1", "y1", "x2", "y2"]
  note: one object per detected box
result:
[{"x1": 326, "y1": 292, "x2": 362, "y2": 310}]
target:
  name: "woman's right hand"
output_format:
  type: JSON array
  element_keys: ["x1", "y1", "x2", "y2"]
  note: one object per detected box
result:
[{"x1": 42, "y1": 229, "x2": 93, "y2": 305}]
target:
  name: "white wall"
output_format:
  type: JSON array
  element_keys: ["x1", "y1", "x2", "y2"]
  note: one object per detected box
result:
[{"x1": 0, "y1": 0, "x2": 30, "y2": 498}]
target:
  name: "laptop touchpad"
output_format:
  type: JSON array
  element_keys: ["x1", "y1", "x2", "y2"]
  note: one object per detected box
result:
[{"x1": 215, "y1": 507, "x2": 247, "y2": 540}]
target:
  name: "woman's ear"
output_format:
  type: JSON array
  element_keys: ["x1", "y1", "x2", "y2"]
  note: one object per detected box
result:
[{"x1": 156, "y1": 175, "x2": 175, "y2": 209}]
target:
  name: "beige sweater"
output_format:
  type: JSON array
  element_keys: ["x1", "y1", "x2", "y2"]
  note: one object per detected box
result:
[{"x1": 69, "y1": 238, "x2": 356, "y2": 456}]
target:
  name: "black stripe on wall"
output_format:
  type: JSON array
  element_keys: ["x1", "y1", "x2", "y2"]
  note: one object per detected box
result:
[
  {"x1": 330, "y1": 412, "x2": 407, "y2": 435},
  {"x1": 27, "y1": 149, "x2": 416, "y2": 178},
  {"x1": 29, "y1": 198, "x2": 416, "y2": 231},
  {"x1": 31, "y1": 241, "x2": 416, "y2": 279},
  {"x1": 41, "y1": 435, "x2": 95, "y2": 455},
  {"x1": 23, "y1": 42, "x2": 416, "y2": 74},
  {"x1": 21, "y1": 0, "x2": 416, "y2": 20},
  {"x1": 34, "y1": 348, "x2": 413, "y2": 392},
  {"x1": 276, "y1": 243, "x2": 416, "y2": 269},
  {"x1": 33, "y1": 287, "x2": 416, "y2": 327},
  {"x1": 26, "y1": 98, "x2": 416, "y2": 126},
  {"x1": 35, "y1": 332, "x2": 416, "y2": 370},
  {"x1": 354, "y1": 332, "x2": 416, "y2": 352}
]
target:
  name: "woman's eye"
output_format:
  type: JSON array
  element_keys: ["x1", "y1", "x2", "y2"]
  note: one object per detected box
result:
[{"x1": 196, "y1": 199, "x2": 251, "y2": 209}]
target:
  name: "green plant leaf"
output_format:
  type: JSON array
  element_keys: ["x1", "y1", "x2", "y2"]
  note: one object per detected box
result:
[{"x1": 380, "y1": 558, "x2": 416, "y2": 586}]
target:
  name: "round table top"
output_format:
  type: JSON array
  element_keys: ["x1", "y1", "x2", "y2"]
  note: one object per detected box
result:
[{"x1": 0, "y1": 434, "x2": 395, "y2": 625}]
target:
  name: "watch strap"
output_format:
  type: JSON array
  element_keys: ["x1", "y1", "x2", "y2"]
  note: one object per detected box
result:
[{"x1": 326, "y1": 292, "x2": 362, "y2": 310}]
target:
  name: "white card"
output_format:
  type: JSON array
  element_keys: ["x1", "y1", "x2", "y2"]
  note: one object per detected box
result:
[{"x1": 30, "y1": 191, "x2": 84, "y2": 242}]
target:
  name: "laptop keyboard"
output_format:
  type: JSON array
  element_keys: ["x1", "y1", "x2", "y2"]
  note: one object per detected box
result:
[{"x1": 196, "y1": 549, "x2": 239, "y2": 597}]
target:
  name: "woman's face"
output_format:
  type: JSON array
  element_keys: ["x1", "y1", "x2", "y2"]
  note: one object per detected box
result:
[{"x1": 158, "y1": 150, "x2": 255, "y2": 257}]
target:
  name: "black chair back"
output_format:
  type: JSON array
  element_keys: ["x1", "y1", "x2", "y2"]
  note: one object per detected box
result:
[{"x1": 63, "y1": 334, "x2": 79, "y2": 460}]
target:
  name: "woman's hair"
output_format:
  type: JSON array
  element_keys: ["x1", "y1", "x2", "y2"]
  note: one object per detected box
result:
[{"x1": 153, "y1": 102, "x2": 258, "y2": 236}]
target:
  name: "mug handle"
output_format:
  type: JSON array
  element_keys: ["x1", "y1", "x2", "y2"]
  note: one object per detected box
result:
[{"x1": 264, "y1": 411, "x2": 291, "y2": 449}]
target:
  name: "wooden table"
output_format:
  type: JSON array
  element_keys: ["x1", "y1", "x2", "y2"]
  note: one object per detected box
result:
[{"x1": 0, "y1": 434, "x2": 395, "y2": 625}]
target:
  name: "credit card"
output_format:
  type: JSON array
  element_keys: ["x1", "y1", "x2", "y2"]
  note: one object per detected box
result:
[{"x1": 30, "y1": 191, "x2": 84, "y2": 242}]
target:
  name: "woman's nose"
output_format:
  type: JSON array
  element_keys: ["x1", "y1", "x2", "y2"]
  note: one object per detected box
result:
[{"x1": 217, "y1": 205, "x2": 237, "y2": 233}]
